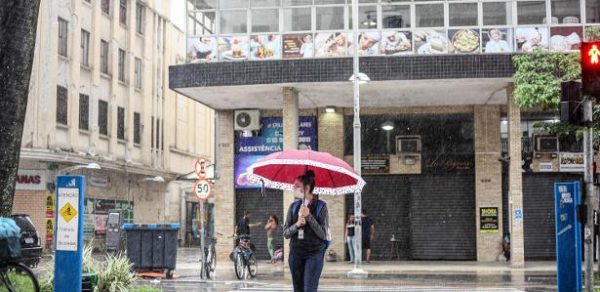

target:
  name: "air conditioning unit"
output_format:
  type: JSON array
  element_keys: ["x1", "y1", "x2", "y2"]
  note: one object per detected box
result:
[
  {"x1": 535, "y1": 135, "x2": 559, "y2": 153},
  {"x1": 234, "y1": 110, "x2": 260, "y2": 131},
  {"x1": 397, "y1": 135, "x2": 422, "y2": 154}
]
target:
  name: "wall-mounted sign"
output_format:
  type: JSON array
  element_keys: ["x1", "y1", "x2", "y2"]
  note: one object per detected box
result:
[
  {"x1": 15, "y1": 169, "x2": 47, "y2": 191},
  {"x1": 539, "y1": 161, "x2": 554, "y2": 172},
  {"x1": 88, "y1": 172, "x2": 110, "y2": 188},
  {"x1": 480, "y1": 207, "x2": 499, "y2": 233},
  {"x1": 361, "y1": 156, "x2": 390, "y2": 174},
  {"x1": 514, "y1": 208, "x2": 523, "y2": 222},
  {"x1": 560, "y1": 152, "x2": 584, "y2": 172}
]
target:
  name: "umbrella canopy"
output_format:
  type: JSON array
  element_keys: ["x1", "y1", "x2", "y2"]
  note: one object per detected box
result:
[{"x1": 245, "y1": 149, "x2": 366, "y2": 195}]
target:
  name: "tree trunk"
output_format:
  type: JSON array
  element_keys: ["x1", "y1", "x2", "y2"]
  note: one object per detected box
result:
[{"x1": 0, "y1": 1, "x2": 41, "y2": 216}]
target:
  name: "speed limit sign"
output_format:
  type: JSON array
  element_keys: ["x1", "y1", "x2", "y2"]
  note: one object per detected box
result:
[{"x1": 194, "y1": 179, "x2": 211, "y2": 200}]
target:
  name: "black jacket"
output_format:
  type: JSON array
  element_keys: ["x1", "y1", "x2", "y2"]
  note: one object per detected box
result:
[{"x1": 283, "y1": 199, "x2": 329, "y2": 253}]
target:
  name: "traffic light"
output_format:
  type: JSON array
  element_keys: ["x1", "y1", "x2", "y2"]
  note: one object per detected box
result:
[
  {"x1": 560, "y1": 81, "x2": 583, "y2": 125},
  {"x1": 581, "y1": 41, "x2": 600, "y2": 97}
]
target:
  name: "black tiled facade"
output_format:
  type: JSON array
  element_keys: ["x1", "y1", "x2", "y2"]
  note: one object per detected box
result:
[{"x1": 169, "y1": 54, "x2": 515, "y2": 89}]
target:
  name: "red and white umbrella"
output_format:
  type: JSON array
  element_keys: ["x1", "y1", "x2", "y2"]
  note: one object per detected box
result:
[{"x1": 245, "y1": 149, "x2": 366, "y2": 195}]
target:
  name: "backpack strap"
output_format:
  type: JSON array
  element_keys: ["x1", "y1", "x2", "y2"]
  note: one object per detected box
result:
[{"x1": 291, "y1": 200, "x2": 303, "y2": 218}]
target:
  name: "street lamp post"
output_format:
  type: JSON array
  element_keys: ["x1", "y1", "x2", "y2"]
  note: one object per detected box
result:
[{"x1": 349, "y1": 0, "x2": 368, "y2": 278}]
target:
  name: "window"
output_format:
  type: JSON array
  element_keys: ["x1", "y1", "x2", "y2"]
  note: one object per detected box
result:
[
  {"x1": 283, "y1": 8, "x2": 311, "y2": 31},
  {"x1": 188, "y1": 11, "x2": 216, "y2": 35},
  {"x1": 349, "y1": 6, "x2": 379, "y2": 29},
  {"x1": 58, "y1": 18, "x2": 68, "y2": 57},
  {"x1": 79, "y1": 94, "x2": 89, "y2": 130},
  {"x1": 134, "y1": 57, "x2": 142, "y2": 89},
  {"x1": 220, "y1": 0, "x2": 248, "y2": 9},
  {"x1": 449, "y1": 3, "x2": 478, "y2": 26},
  {"x1": 136, "y1": 3, "x2": 144, "y2": 34},
  {"x1": 117, "y1": 106, "x2": 125, "y2": 140},
  {"x1": 98, "y1": 100, "x2": 108, "y2": 136},
  {"x1": 100, "y1": 40, "x2": 109, "y2": 74},
  {"x1": 81, "y1": 29, "x2": 90, "y2": 66},
  {"x1": 120, "y1": 0, "x2": 127, "y2": 26},
  {"x1": 192, "y1": 0, "x2": 217, "y2": 9},
  {"x1": 316, "y1": 7, "x2": 344, "y2": 30},
  {"x1": 588, "y1": 0, "x2": 600, "y2": 23},
  {"x1": 251, "y1": 9, "x2": 279, "y2": 33},
  {"x1": 155, "y1": 118, "x2": 161, "y2": 150},
  {"x1": 56, "y1": 86, "x2": 68, "y2": 125},
  {"x1": 251, "y1": 0, "x2": 278, "y2": 7},
  {"x1": 517, "y1": 2, "x2": 547, "y2": 25},
  {"x1": 133, "y1": 112, "x2": 141, "y2": 144},
  {"x1": 102, "y1": 0, "x2": 110, "y2": 15},
  {"x1": 220, "y1": 10, "x2": 247, "y2": 34},
  {"x1": 283, "y1": 0, "x2": 312, "y2": 5},
  {"x1": 552, "y1": 0, "x2": 580, "y2": 23},
  {"x1": 415, "y1": 4, "x2": 444, "y2": 27},
  {"x1": 483, "y1": 2, "x2": 511, "y2": 26},
  {"x1": 118, "y1": 49, "x2": 126, "y2": 82},
  {"x1": 151, "y1": 116, "x2": 154, "y2": 148},
  {"x1": 382, "y1": 5, "x2": 411, "y2": 29}
]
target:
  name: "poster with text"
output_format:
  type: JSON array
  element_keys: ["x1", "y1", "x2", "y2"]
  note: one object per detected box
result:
[
  {"x1": 187, "y1": 37, "x2": 218, "y2": 63},
  {"x1": 348, "y1": 32, "x2": 381, "y2": 56},
  {"x1": 515, "y1": 27, "x2": 549, "y2": 52},
  {"x1": 283, "y1": 34, "x2": 314, "y2": 59},
  {"x1": 380, "y1": 31, "x2": 413, "y2": 55},
  {"x1": 315, "y1": 32, "x2": 348, "y2": 57},
  {"x1": 550, "y1": 27, "x2": 582, "y2": 52},
  {"x1": 449, "y1": 29, "x2": 480, "y2": 54},
  {"x1": 250, "y1": 34, "x2": 282, "y2": 60},
  {"x1": 559, "y1": 152, "x2": 584, "y2": 172},
  {"x1": 414, "y1": 29, "x2": 448, "y2": 54},
  {"x1": 218, "y1": 36, "x2": 249, "y2": 61},
  {"x1": 482, "y1": 28, "x2": 513, "y2": 53}
]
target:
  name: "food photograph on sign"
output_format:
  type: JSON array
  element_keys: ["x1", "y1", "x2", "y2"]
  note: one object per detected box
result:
[
  {"x1": 414, "y1": 29, "x2": 448, "y2": 54},
  {"x1": 448, "y1": 29, "x2": 480, "y2": 54},
  {"x1": 549, "y1": 27, "x2": 582, "y2": 52},
  {"x1": 315, "y1": 32, "x2": 348, "y2": 57},
  {"x1": 380, "y1": 31, "x2": 413, "y2": 55},
  {"x1": 282, "y1": 34, "x2": 314, "y2": 59},
  {"x1": 218, "y1": 36, "x2": 249, "y2": 61},
  {"x1": 348, "y1": 32, "x2": 381, "y2": 56},
  {"x1": 482, "y1": 28, "x2": 513, "y2": 53},
  {"x1": 515, "y1": 27, "x2": 549, "y2": 52},
  {"x1": 187, "y1": 36, "x2": 218, "y2": 63},
  {"x1": 250, "y1": 34, "x2": 281, "y2": 60}
]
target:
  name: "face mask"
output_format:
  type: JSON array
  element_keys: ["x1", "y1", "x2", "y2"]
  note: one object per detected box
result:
[{"x1": 294, "y1": 188, "x2": 304, "y2": 199}]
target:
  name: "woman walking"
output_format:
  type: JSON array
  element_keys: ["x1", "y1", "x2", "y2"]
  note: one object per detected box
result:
[
  {"x1": 283, "y1": 170, "x2": 330, "y2": 292},
  {"x1": 345, "y1": 215, "x2": 356, "y2": 264},
  {"x1": 264, "y1": 214, "x2": 279, "y2": 263}
]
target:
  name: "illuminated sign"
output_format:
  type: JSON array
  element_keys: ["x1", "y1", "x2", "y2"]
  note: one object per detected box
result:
[
  {"x1": 589, "y1": 45, "x2": 600, "y2": 64},
  {"x1": 581, "y1": 41, "x2": 600, "y2": 97}
]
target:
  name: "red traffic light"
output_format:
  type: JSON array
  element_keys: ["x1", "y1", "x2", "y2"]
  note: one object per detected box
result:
[{"x1": 581, "y1": 41, "x2": 600, "y2": 97}]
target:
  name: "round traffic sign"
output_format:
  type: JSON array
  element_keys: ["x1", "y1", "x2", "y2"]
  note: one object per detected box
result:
[
  {"x1": 194, "y1": 179, "x2": 211, "y2": 200},
  {"x1": 194, "y1": 158, "x2": 207, "y2": 178}
]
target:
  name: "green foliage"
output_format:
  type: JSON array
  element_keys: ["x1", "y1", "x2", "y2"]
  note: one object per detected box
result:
[
  {"x1": 585, "y1": 26, "x2": 600, "y2": 41},
  {"x1": 130, "y1": 286, "x2": 162, "y2": 292},
  {"x1": 512, "y1": 50, "x2": 580, "y2": 109},
  {"x1": 95, "y1": 253, "x2": 136, "y2": 292}
]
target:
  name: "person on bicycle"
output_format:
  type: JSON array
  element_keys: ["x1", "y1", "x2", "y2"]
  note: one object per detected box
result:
[{"x1": 283, "y1": 170, "x2": 329, "y2": 292}]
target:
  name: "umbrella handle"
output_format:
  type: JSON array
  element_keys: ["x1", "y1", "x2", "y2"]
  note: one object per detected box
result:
[{"x1": 260, "y1": 179, "x2": 266, "y2": 198}]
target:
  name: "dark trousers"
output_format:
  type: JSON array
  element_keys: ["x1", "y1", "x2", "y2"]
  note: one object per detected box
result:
[{"x1": 288, "y1": 247, "x2": 325, "y2": 292}]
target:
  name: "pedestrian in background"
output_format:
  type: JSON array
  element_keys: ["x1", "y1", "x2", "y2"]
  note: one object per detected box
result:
[
  {"x1": 265, "y1": 214, "x2": 279, "y2": 263},
  {"x1": 362, "y1": 209, "x2": 374, "y2": 264},
  {"x1": 345, "y1": 215, "x2": 356, "y2": 264},
  {"x1": 283, "y1": 170, "x2": 330, "y2": 292}
]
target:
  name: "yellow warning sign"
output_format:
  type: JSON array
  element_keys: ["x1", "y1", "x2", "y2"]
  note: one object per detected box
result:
[{"x1": 59, "y1": 202, "x2": 77, "y2": 223}]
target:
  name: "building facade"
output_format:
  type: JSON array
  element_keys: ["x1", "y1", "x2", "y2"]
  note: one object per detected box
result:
[
  {"x1": 172, "y1": 0, "x2": 599, "y2": 265},
  {"x1": 15, "y1": 0, "x2": 214, "y2": 250}
]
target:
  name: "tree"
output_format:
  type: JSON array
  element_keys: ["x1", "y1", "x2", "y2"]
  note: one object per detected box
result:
[{"x1": 0, "y1": 1, "x2": 41, "y2": 216}]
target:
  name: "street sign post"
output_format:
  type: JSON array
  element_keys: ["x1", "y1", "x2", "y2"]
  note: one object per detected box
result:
[
  {"x1": 554, "y1": 181, "x2": 582, "y2": 292},
  {"x1": 194, "y1": 179, "x2": 211, "y2": 201},
  {"x1": 54, "y1": 176, "x2": 85, "y2": 292}
]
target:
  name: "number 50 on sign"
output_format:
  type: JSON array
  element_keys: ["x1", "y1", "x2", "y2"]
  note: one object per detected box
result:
[{"x1": 194, "y1": 179, "x2": 211, "y2": 200}]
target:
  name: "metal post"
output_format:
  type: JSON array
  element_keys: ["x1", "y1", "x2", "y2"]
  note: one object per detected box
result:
[
  {"x1": 348, "y1": 0, "x2": 367, "y2": 278},
  {"x1": 583, "y1": 98, "x2": 594, "y2": 292},
  {"x1": 199, "y1": 199, "x2": 206, "y2": 279}
]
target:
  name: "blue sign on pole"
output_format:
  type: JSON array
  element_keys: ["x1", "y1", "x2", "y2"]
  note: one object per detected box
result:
[
  {"x1": 54, "y1": 176, "x2": 84, "y2": 292},
  {"x1": 554, "y1": 181, "x2": 582, "y2": 292}
]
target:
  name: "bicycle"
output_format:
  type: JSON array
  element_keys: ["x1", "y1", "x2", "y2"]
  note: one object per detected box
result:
[
  {"x1": 0, "y1": 260, "x2": 39, "y2": 292},
  {"x1": 200, "y1": 237, "x2": 217, "y2": 280},
  {"x1": 231, "y1": 235, "x2": 257, "y2": 280}
]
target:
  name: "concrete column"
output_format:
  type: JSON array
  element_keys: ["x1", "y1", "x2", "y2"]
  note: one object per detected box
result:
[
  {"x1": 318, "y1": 108, "x2": 346, "y2": 261},
  {"x1": 126, "y1": 0, "x2": 136, "y2": 161},
  {"x1": 474, "y1": 105, "x2": 503, "y2": 262},
  {"x1": 89, "y1": 0, "x2": 101, "y2": 154},
  {"x1": 214, "y1": 110, "x2": 235, "y2": 262},
  {"x1": 507, "y1": 83, "x2": 525, "y2": 268},
  {"x1": 108, "y1": 0, "x2": 119, "y2": 155},
  {"x1": 68, "y1": 0, "x2": 81, "y2": 147},
  {"x1": 282, "y1": 87, "x2": 299, "y2": 266}
]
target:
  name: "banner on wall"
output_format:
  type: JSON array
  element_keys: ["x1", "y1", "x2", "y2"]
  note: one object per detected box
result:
[{"x1": 235, "y1": 116, "x2": 318, "y2": 189}]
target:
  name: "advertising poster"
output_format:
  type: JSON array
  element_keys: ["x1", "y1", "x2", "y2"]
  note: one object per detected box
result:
[
  {"x1": 218, "y1": 36, "x2": 249, "y2": 61},
  {"x1": 283, "y1": 34, "x2": 314, "y2": 59},
  {"x1": 187, "y1": 36, "x2": 218, "y2": 63},
  {"x1": 449, "y1": 29, "x2": 480, "y2": 54},
  {"x1": 414, "y1": 29, "x2": 448, "y2": 54},
  {"x1": 515, "y1": 27, "x2": 549, "y2": 52},
  {"x1": 380, "y1": 31, "x2": 413, "y2": 55},
  {"x1": 480, "y1": 207, "x2": 499, "y2": 233},
  {"x1": 349, "y1": 32, "x2": 381, "y2": 56},
  {"x1": 549, "y1": 27, "x2": 582, "y2": 52},
  {"x1": 235, "y1": 116, "x2": 318, "y2": 189},
  {"x1": 45, "y1": 219, "x2": 54, "y2": 242},
  {"x1": 46, "y1": 194, "x2": 55, "y2": 218},
  {"x1": 250, "y1": 34, "x2": 281, "y2": 60},
  {"x1": 482, "y1": 28, "x2": 513, "y2": 53},
  {"x1": 560, "y1": 152, "x2": 585, "y2": 172},
  {"x1": 315, "y1": 32, "x2": 348, "y2": 57}
]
